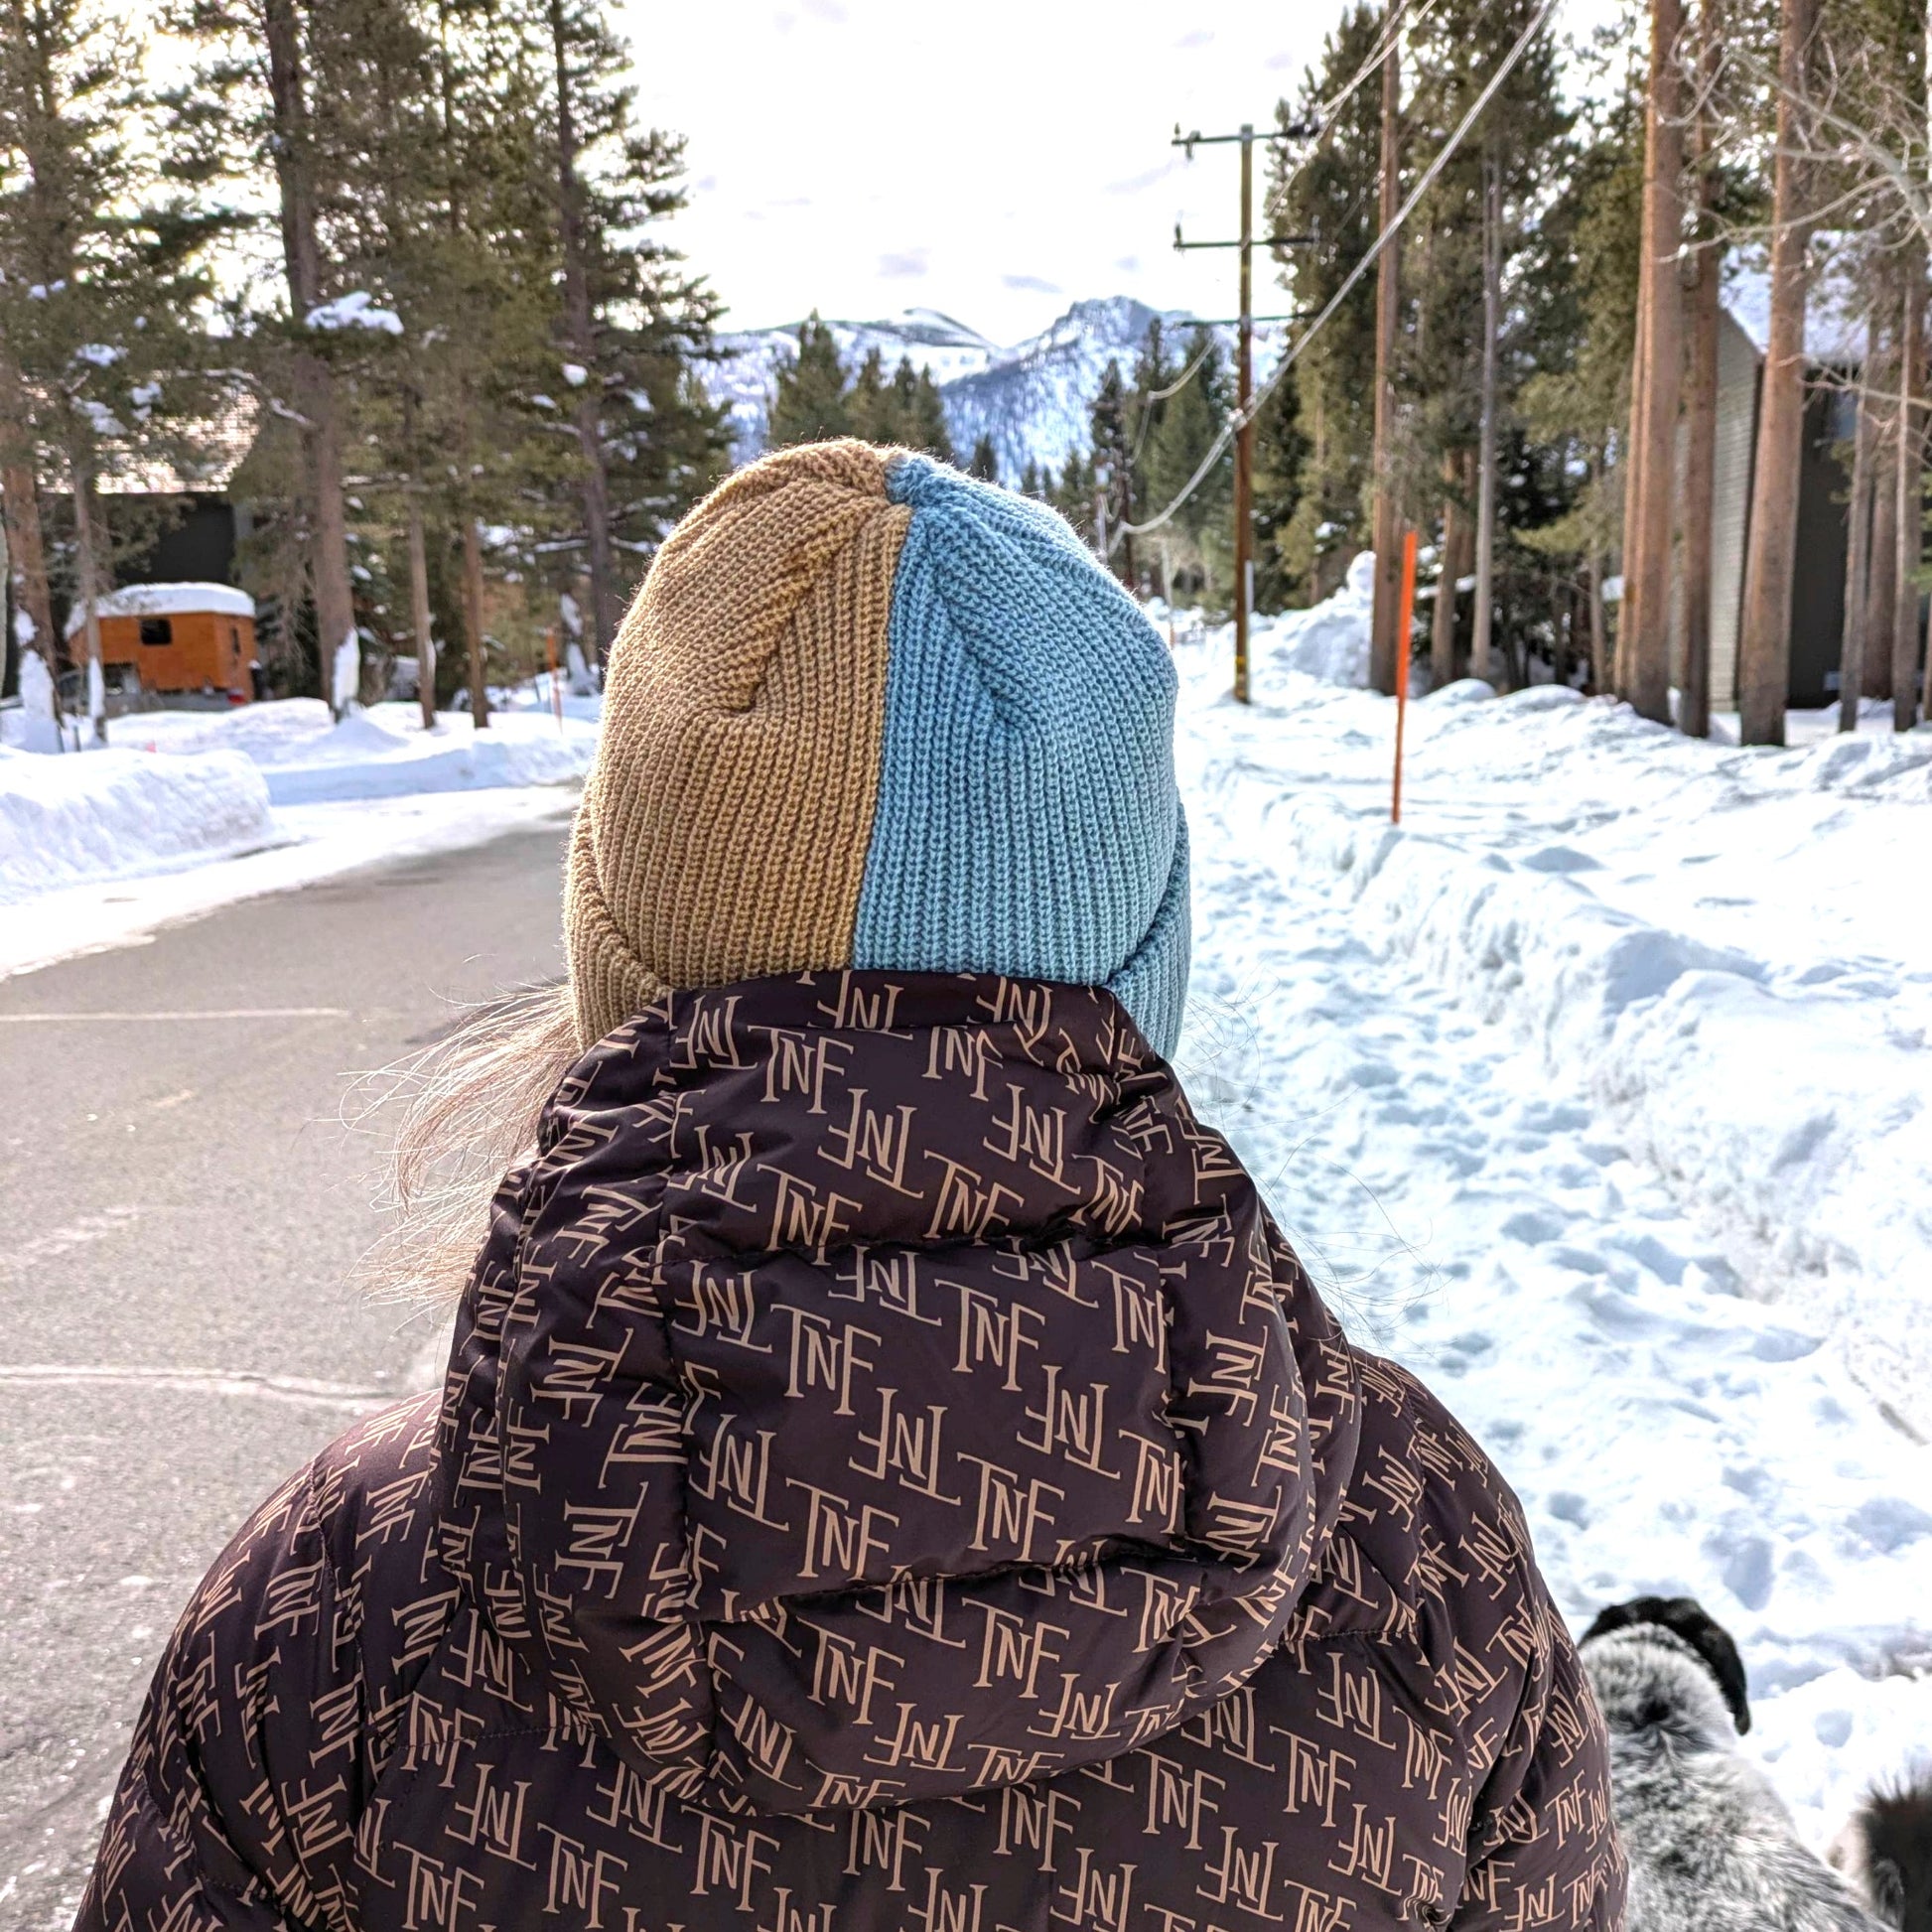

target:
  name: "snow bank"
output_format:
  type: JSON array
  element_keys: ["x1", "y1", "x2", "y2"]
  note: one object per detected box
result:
[
  {"x1": 1249, "y1": 550, "x2": 1377, "y2": 687},
  {"x1": 0, "y1": 747, "x2": 273, "y2": 902},
  {"x1": 0, "y1": 698, "x2": 597, "y2": 917},
  {"x1": 1172, "y1": 637, "x2": 1932, "y2": 1846},
  {"x1": 1272, "y1": 784, "x2": 1932, "y2": 1437},
  {"x1": 105, "y1": 699, "x2": 597, "y2": 807}
]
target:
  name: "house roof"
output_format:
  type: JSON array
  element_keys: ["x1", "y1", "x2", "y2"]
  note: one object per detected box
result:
[{"x1": 64, "y1": 582, "x2": 256, "y2": 638}]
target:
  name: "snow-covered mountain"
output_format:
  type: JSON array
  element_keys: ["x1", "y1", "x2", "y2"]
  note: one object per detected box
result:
[{"x1": 708, "y1": 297, "x2": 1209, "y2": 481}]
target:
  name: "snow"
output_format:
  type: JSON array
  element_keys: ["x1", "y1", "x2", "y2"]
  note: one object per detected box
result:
[
  {"x1": 10, "y1": 652, "x2": 61, "y2": 756},
  {"x1": 331, "y1": 631, "x2": 360, "y2": 713},
  {"x1": 97, "y1": 699, "x2": 598, "y2": 806},
  {"x1": 1170, "y1": 601, "x2": 1932, "y2": 1854},
  {"x1": 0, "y1": 699, "x2": 596, "y2": 972},
  {"x1": 0, "y1": 746, "x2": 273, "y2": 904},
  {"x1": 0, "y1": 787, "x2": 582, "y2": 981},
  {"x1": 707, "y1": 297, "x2": 1270, "y2": 478},
  {"x1": 1247, "y1": 550, "x2": 1377, "y2": 685},
  {"x1": 305, "y1": 290, "x2": 404, "y2": 336},
  {"x1": 62, "y1": 583, "x2": 255, "y2": 638}
]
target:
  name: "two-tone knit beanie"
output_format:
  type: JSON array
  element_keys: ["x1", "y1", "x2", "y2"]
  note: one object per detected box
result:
[{"x1": 564, "y1": 438, "x2": 1190, "y2": 1057}]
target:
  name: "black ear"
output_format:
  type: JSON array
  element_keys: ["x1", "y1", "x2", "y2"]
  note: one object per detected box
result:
[{"x1": 1584, "y1": 1595, "x2": 1752, "y2": 1734}]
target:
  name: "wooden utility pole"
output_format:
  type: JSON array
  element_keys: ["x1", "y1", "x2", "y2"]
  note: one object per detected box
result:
[
  {"x1": 1234, "y1": 124, "x2": 1255, "y2": 705},
  {"x1": 1680, "y1": 0, "x2": 1724, "y2": 739},
  {"x1": 263, "y1": 0, "x2": 357, "y2": 719},
  {"x1": 1624, "y1": 0, "x2": 1687, "y2": 725},
  {"x1": 1172, "y1": 120, "x2": 1311, "y2": 702},
  {"x1": 1470, "y1": 154, "x2": 1502, "y2": 683},
  {"x1": 1736, "y1": 0, "x2": 1816, "y2": 746},
  {"x1": 1369, "y1": 3, "x2": 1405, "y2": 696},
  {"x1": 1892, "y1": 240, "x2": 1926, "y2": 730}
]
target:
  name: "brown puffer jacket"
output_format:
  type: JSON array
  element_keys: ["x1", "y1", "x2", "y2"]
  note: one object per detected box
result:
[{"x1": 78, "y1": 973, "x2": 1623, "y2": 1932}]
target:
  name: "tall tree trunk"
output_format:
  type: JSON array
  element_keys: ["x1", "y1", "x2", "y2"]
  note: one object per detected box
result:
[
  {"x1": 1735, "y1": 0, "x2": 1816, "y2": 746},
  {"x1": 0, "y1": 359, "x2": 57, "y2": 718},
  {"x1": 1839, "y1": 342, "x2": 1877, "y2": 733},
  {"x1": 1587, "y1": 446, "x2": 1607, "y2": 693},
  {"x1": 1368, "y1": 3, "x2": 1404, "y2": 697},
  {"x1": 69, "y1": 455, "x2": 106, "y2": 744},
  {"x1": 550, "y1": 0, "x2": 617, "y2": 673},
  {"x1": 1863, "y1": 406, "x2": 1895, "y2": 702},
  {"x1": 1471, "y1": 154, "x2": 1502, "y2": 686},
  {"x1": 1893, "y1": 240, "x2": 1926, "y2": 730},
  {"x1": 1625, "y1": 0, "x2": 1687, "y2": 724},
  {"x1": 0, "y1": 455, "x2": 59, "y2": 741},
  {"x1": 408, "y1": 488, "x2": 436, "y2": 732},
  {"x1": 1431, "y1": 451, "x2": 1466, "y2": 687},
  {"x1": 463, "y1": 514, "x2": 489, "y2": 729},
  {"x1": 1680, "y1": 1, "x2": 1722, "y2": 739},
  {"x1": 1618, "y1": 270, "x2": 1652, "y2": 697},
  {"x1": 263, "y1": 0, "x2": 356, "y2": 718}
]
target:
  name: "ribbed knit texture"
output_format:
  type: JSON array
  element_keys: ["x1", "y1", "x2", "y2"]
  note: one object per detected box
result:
[
  {"x1": 854, "y1": 455, "x2": 1189, "y2": 1056},
  {"x1": 564, "y1": 440, "x2": 908, "y2": 1047}
]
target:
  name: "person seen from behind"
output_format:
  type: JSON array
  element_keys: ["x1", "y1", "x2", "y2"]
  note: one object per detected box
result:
[{"x1": 77, "y1": 441, "x2": 1624, "y2": 1932}]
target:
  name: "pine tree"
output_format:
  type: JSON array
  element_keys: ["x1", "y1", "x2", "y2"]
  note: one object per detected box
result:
[
  {"x1": 768, "y1": 315, "x2": 850, "y2": 446},
  {"x1": 968, "y1": 432, "x2": 998, "y2": 483},
  {"x1": 1251, "y1": 353, "x2": 1309, "y2": 610},
  {"x1": 846, "y1": 346, "x2": 891, "y2": 441},
  {"x1": 1270, "y1": 8, "x2": 1384, "y2": 600},
  {"x1": 0, "y1": 0, "x2": 222, "y2": 738},
  {"x1": 1144, "y1": 325, "x2": 1232, "y2": 603},
  {"x1": 912, "y1": 366, "x2": 952, "y2": 463},
  {"x1": 1051, "y1": 450, "x2": 1095, "y2": 542},
  {"x1": 1088, "y1": 358, "x2": 1133, "y2": 580},
  {"x1": 520, "y1": 0, "x2": 727, "y2": 673},
  {"x1": 1406, "y1": 0, "x2": 1572, "y2": 687}
]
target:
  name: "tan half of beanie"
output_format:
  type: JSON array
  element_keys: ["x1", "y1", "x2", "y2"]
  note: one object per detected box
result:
[{"x1": 565, "y1": 440, "x2": 912, "y2": 1047}]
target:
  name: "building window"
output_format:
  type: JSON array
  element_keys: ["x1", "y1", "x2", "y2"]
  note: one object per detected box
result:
[{"x1": 140, "y1": 617, "x2": 174, "y2": 645}]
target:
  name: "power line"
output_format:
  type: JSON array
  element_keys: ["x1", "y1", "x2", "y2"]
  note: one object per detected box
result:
[{"x1": 1123, "y1": 0, "x2": 1560, "y2": 545}]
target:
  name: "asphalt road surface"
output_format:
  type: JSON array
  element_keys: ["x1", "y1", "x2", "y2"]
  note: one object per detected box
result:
[{"x1": 0, "y1": 816, "x2": 572, "y2": 1930}]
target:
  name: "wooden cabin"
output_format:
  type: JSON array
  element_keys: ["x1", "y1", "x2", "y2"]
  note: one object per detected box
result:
[{"x1": 64, "y1": 584, "x2": 257, "y2": 700}]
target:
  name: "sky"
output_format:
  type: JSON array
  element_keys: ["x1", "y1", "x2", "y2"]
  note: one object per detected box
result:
[{"x1": 621, "y1": 0, "x2": 1364, "y2": 347}]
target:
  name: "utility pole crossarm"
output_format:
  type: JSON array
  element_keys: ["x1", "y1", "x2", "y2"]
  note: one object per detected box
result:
[{"x1": 1173, "y1": 230, "x2": 1315, "y2": 249}]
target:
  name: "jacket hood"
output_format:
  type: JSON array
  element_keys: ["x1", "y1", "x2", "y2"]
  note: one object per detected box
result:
[{"x1": 437, "y1": 971, "x2": 1360, "y2": 1816}]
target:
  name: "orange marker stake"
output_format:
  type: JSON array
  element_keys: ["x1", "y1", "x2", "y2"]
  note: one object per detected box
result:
[{"x1": 1392, "y1": 528, "x2": 1418, "y2": 825}]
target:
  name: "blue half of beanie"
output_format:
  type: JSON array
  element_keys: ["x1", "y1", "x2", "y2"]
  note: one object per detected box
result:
[{"x1": 852, "y1": 454, "x2": 1190, "y2": 1058}]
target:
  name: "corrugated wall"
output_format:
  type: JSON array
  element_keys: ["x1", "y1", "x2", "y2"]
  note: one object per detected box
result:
[{"x1": 1708, "y1": 313, "x2": 1761, "y2": 710}]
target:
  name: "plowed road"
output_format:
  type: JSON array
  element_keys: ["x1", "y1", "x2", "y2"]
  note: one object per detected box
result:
[{"x1": 0, "y1": 819, "x2": 571, "y2": 1929}]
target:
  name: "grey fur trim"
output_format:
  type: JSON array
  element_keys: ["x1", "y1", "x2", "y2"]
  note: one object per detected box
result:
[{"x1": 1582, "y1": 1624, "x2": 1889, "y2": 1932}]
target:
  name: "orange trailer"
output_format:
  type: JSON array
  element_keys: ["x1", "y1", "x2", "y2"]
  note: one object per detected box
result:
[{"x1": 64, "y1": 584, "x2": 257, "y2": 700}]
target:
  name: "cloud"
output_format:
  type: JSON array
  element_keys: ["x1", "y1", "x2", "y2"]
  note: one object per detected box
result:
[
  {"x1": 878, "y1": 249, "x2": 929, "y2": 279},
  {"x1": 1173, "y1": 28, "x2": 1213, "y2": 48},
  {"x1": 1003, "y1": 273, "x2": 1062, "y2": 295},
  {"x1": 1105, "y1": 162, "x2": 1177, "y2": 197},
  {"x1": 1115, "y1": 255, "x2": 1141, "y2": 273},
  {"x1": 801, "y1": 0, "x2": 846, "y2": 19},
  {"x1": 1264, "y1": 48, "x2": 1303, "y2": 69}
]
